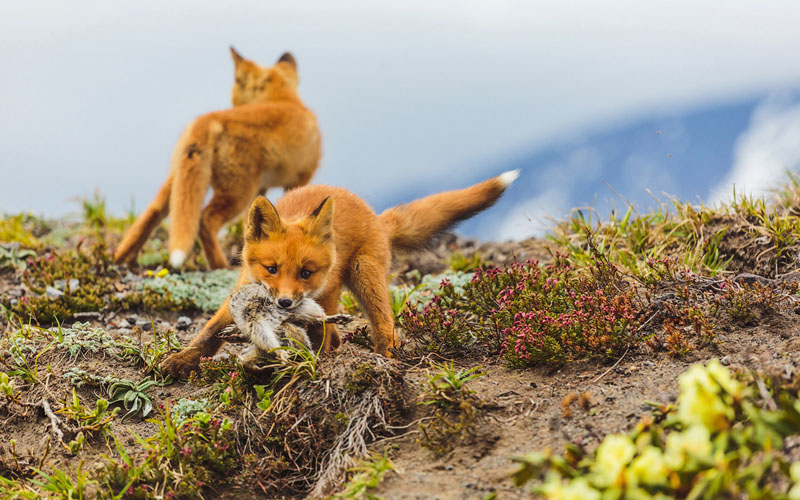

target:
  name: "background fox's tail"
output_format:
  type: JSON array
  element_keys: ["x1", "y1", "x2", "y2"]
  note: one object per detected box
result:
[
  {"x1": 114, "y1": 120, "x2": 218, "y2": 267},
  {"x1": 378, "y1": 170, "x2": 519, "y2": 252}
]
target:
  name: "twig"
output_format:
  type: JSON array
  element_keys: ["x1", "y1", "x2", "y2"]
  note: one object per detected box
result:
[
  {"x1": 590, "y1": 347, "x2": 629, "y2": 384},
  {"x1": 40, "y1": 397, "x2": 64, "y2": 443},
  {"x1": 755, "y1": 376, "x2": 778, "y2": 411}
]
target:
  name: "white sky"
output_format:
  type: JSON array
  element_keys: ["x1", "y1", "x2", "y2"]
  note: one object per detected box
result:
[{"x1": 2, "y1": 0, "x2": 800, "y2": 216}]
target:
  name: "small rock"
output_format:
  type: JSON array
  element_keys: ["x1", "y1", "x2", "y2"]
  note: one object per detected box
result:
[
  {"x1": 117, "y1": 319, "x2": 131, "y2": 329},
  {"x1": 135, "y1": 319, "x2": 151, "y2": 327},
  {"x1": 445, "y1": 465, "x2": 454, "y2": 471},
  {"x1": 9, "y1": 298, "x2": 18, "y2": 306},
  {"x1": 45, "y1": 286, "x2": 64, "y2": 299},
  {"x1": 127, "y1": 316, "x2": 138, "y2": 324},
  {"x1": 54, "y1": 278, "x2": 80, "y2": 291},
  {"x1": 176, "y1": 316, "x2": 192, "y2": 330},
  {"x1": 720, "y1": 355, "x2": 731, "y2": 366}
]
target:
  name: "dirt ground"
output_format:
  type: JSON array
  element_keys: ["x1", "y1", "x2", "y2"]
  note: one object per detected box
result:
[{"x1": 1, "y1": 232, "x2": 799, "y2": 499}]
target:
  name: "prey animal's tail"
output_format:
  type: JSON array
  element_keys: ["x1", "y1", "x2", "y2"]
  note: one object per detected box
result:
[{"x1": 378, "y1": 170, "x2": 519, "y2": 252}]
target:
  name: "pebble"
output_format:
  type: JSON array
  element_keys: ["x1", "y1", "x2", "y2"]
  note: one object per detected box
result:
[
  {"x1": 177, "y1": 316, "x2": 192, "y2": 330},
  {"x1": 45, "y1": 286, "x2": 64, "y2": 299},
  {"x1": 720, "y1": 355, "x2": 731, "y2": 366},
  {"x1": 53, "y1": 278, "x2": 80, "y2": 291},
  {"x1": 135, "y1": 319, "x2": 152, "y2": 327},
  {"x1": 117, "y1": 319, "x2": 132, "y2": 329}
]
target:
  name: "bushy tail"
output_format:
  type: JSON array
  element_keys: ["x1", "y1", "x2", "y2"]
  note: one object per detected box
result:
[
  {"x1": 379, "y1": 170, "x2": 519, "y2": 252},
  {"x1": 113, "y1": 175, "x2": 173, "y2": 264},
  {"x1": 166, "y1": 121, "x2": 220, "y2": 268}
]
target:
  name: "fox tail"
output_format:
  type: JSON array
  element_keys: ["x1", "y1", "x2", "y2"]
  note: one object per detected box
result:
[
  {"x1": 378, "y1": 170, "x2": 519, "y2": 252},
  {"x1": 166, "y1": 120, "x2": 222, "y2": 268}
]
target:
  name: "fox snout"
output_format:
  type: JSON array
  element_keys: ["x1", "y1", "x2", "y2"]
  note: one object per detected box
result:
[{"x1": 277, "y1": 297, "x2": 294, "y2": 309}]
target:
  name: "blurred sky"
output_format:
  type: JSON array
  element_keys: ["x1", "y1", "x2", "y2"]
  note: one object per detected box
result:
[{"x1": 3, "y1": 1, "x2": 800, "y2": 238}]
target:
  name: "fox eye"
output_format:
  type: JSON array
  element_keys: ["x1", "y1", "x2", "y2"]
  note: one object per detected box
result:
[
  {"x1": 300, "y1": 269, "x2": 312, "y2": 279},
  {"x1": 265, "y1": 265, "x2": 277, "y2": 275}
]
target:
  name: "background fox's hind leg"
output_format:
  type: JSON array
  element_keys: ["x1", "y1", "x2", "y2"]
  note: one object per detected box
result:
[
  {"x1": 114, "y1": 175, "x2": 172, "y2": 264},
  {"x1": 199, "y1": 188, "x2": 257, "y2": 269}
]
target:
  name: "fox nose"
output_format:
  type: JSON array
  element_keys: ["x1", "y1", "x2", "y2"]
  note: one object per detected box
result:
[{"x1": 277, "y1": 298, "x2": 293, "y2": 309}]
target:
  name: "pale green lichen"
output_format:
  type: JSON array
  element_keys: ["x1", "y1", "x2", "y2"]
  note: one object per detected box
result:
[
  {"x1": 172, "y1": 398, "x2": 211, "y2": 427},
  {"x1": 138, "y1": 269, "x2": 239, "y2": 312}
]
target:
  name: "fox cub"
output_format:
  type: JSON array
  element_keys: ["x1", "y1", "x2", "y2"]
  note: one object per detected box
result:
[
  {"x1": 161, "y1": 170, "x2": 519, "y2": 378},
  {"x1": 114, "y1": 48, "x2": 321, "y2": 269}
]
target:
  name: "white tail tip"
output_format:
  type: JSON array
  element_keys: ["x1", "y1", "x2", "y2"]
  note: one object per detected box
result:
[
  {"x1": 169, "y1": 250, "x2": 186, "y2": 269},
  {"x1": 498, "y1": 169, "x2": 520, "y2": 188}
]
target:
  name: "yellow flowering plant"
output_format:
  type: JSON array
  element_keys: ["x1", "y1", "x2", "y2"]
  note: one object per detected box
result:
[{"x1": 512, "y1": 360, "x2": 800, "y2": 499}]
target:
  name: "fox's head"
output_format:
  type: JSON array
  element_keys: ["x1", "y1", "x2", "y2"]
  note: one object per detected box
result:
[
  {"x1": 242, "y1": 196, "x2": 335, "y2": 310},
  {"x1": 230, "y1": 47, "x2": 300, "y2": 106}
]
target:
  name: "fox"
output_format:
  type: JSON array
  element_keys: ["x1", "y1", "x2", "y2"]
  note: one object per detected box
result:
[
  {"x1": 113, "y1": 48, "x2": 322, "y2": 270},
  {"x1": 160, "y1": 170, "x2": 520, "y2": 378}
]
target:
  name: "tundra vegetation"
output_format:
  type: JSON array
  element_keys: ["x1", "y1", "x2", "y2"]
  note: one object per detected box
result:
[{"x1": 1, "y1": 180, "x2": 800, "y2": 498}]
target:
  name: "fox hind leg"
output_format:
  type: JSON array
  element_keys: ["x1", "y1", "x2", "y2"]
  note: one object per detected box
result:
[
  {"x1": 198, "y1": 189, "x2": 257, "y2": 269},
  {"x1": 114, "y1": 175, "x2": 172, "y2": 264}
]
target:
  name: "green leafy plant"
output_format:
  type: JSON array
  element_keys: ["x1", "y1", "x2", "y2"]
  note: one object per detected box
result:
[
  {"x1": 33, "y1": 462, "x2": 95, "y2": 500},
  {"x1": 331, "y1": 452, "x2": 395, "y2": 499},
  {"x1": 448, "y1": 251, "x2": 484, "y2": 272},
  {"x1": 57, "y1": 388, "x2": 118, "y2": 434},
  {"x1": 107, "y1": 378, "x2": 158, "y2": 419},
  {"x1": 0, "y1": 244, "x2": 36, "y2": 272},
  {"x1": 417, "y1": 362, "x2": 485, "y2": 455}
]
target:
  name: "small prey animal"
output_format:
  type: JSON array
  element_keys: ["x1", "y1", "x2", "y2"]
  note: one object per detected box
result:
[{"x1": 219, "y1": 281, "x2": 351, "y2": 371}]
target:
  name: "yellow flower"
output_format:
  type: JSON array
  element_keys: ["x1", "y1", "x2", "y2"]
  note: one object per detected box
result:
[
  {"x1": 592, "y1": 434, "x2": 635, "y2": 487},
  {"x1": 155, "y1": 268, "x2": 169, "y2": 278},
  {"x1": 789, "y1": 462, "x2": 800, "y2": 500},
  {"x1": 664, "y1": 425, "x2": 712, "y2": 469},
  {"x1": 625, "y1": 446, "x2": 669, "y2": 486},
  {"x1": 677, "y1": 360, "x2": 736, "y2": 431},
  {"x1": 541, "y1": 475, "x2": 600, "y2": 500}
]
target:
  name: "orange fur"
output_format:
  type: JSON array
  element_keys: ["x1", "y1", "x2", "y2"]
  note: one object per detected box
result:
[
  {"x1": 114, "y1": 49, "x2": 321, "y2": 269},
  {"x1": 160, "y1": 171, "x2": 519, "y2": 377}
]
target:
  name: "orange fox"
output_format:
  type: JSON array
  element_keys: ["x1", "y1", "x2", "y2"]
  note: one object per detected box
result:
[
  {"x1": 160, "y1": 170, "x2": 519, "y2": 377},
  {"x1": 114, "y1": 49, "x2": 321, "y2": 269}
]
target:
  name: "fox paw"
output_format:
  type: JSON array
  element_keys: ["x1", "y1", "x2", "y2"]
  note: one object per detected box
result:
[{"x1": 160, "y1": 349, "x2": 201, "y2": 379}]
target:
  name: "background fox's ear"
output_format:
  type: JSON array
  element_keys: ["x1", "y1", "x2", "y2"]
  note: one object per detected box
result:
[
  {"x1": 277, "y1": 52, "x2": 297, "y2": 69},
  {"x1": 230, "y1": 46, "x2": 245, "y2": 65},
  {"x1": 246, "y1": 197, "x2": 284, "y2": 242},
  {"x1": 307, "y1": 197, "x2": 334, "y2": 241}
]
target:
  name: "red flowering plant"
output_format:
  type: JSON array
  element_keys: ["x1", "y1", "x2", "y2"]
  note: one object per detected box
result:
[{"x1": 400, "y1": 256, "x2": 641, "y2": 366}]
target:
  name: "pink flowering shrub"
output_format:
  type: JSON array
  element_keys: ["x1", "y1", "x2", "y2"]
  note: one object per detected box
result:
[{"x1": 400, "y1": 257, "x2": 640, "y2": 366}]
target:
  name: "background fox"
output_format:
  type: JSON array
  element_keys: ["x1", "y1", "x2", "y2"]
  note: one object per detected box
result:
[
  {"x1": 160, "y1": 170, "x2": 519, "y2": 377},
  {"x1": 114, "y1": 49, "x2": 322, "y2": 269}
]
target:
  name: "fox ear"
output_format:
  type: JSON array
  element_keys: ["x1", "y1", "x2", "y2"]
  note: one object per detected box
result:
[
  {"x1": 306, "y1": 197, "x2": 334, "y2": 241},
  {"x1": 246, "y1": 197, "x2": 284, "y2": 242},
  {"x1": 277, "y1": 52, "x2": 297, "y2": 69},
  {"x1": 230, "y1": 46, "x2": 245, "y2": 65}
]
